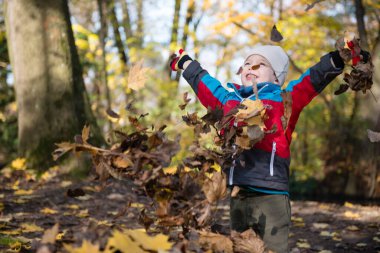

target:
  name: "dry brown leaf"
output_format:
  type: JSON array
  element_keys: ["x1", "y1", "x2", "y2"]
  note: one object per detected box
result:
[
  {"x1": 81, "y1": 125, "x2": 90, "y2": 144},
  {"x1": 231, "y1": 186, "x2": 240, "y2": 197},
  {"x1": 127, "y1": 60, "x2": 150, "y2": 90},
  {"x1": 179, "y1": 92, "x2": 192, "y2": 110},
  {"x1": 281, "y1": 91, "x2": 292, "y2": 130},
  {"x1": 231, "y1": 229, "x2": 266, "y2": 253},
  {"x1": 202, "y1": 171, "x2": 227, "y2": 203},
  {"x1": 198, "y1": 231, "x2": 233, "y2": 253},
  {"x1": 236, "y1": 100, "x2": 265, "y2": 123},
  {"x1": 41, "y1": 223, "x2": 59, "y2": 244},
  {"x1": 196, "y1": 203, "x2": 211, "y2": 226},
  {"x1": 106, "y1": 108, "x2": 120, "y2": 119},
  {"x1": 112, "y1": 155, "x2": 133, "y2": 169},
  {"x1": 270, "y1": 25, "x2": 283, "y2": 42}
]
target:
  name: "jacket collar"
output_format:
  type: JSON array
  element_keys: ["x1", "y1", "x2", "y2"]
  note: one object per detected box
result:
[{"x1": 227, "y1": 82, "x2": 281, "y2": 98}]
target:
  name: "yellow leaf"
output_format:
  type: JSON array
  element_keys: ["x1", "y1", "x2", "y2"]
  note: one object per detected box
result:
[
  {"x1": 40, "y1": 207, "x2": 58, "y2": 215},
  {"x1": 10, "y1": 241, "x2": 22, "y2": 252},
  {"x1": 124, "y1": 229, "x2": 173, "y2": 251},
  {"x1": 64, "y1": 240, "x2": 102, "y2": 253},
  {"x1": 211, "y1": 162, "x2": 221, "y2": 172},
  {"x1": 346, "y1": 225, "x2": 359, "y2": 231},
  {"x1": 312, "y1": 223, "x2": 329, "y2": 229},
  {"x1": 344, "y1": 211, "x2": 360, "y2": 219},
  {"x1": 344, "y1": 201, "x2": 354, "y2": 208},
  {"x1": 67, "y1": 204, "x2": 80, "y2": 210},
  {"x1": 127, "y1": 60, "x2": 150, "y2": 90},
  {"x1": 373, "y1": 236, "x2": 380, "y2": 242},
  {"x1": 296, "y1": 242, "x2": 310, "y2": 248},
  {"x1": 41, "y1": 224, "x2": 59, "y2": 244},
  {"x1": 20, "y1": 223, "x2": 44, "y2": 233},
  {"x1": 82, "y1": 125, "x2": 90, "y2": 143},
  {"x1": 130, "y1": 203, "x2": 145, "y2": 208},
  {"x1": 76, "y1": 209, "x2": 89, "y2": 218},
  {"x1": 163, "y1": 166, "x2": 177, "y2": 175},
  {"x1": 11, "y1": 158, "x2": 26, "y2": 170},
  {"x1": 106, "y1": 230, "x2": 145, "y2": 253},
  {"x1": 14, "y1": 189, "x2": 33, "y2": 196}
]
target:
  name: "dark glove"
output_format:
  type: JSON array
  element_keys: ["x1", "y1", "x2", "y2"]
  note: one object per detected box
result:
[
  {"x1": 360, "y1": 50, "x2": 370, "y2": 63},
  {"x1": 170, "y1": 49, "x2": 193, "y2": 71}
]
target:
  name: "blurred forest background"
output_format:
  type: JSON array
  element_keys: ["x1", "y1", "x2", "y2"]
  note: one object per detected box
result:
[{"x1": 0, "y1": 0, "x2": 379, "y2": 199}]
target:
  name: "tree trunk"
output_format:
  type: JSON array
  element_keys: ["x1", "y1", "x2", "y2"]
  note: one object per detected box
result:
[
  {"x1": 120, "y1": 0, "x2": 133, "y2": 48},
  {"x1": 4, "y1": 0, "x2": 101, "y2": 169},
  {"x1": 175, "y1": 0, "x2": 195, "y2": 81},
  {"x1": 168, "y1": 0, "x2": 182, "y2": 78},
  {"x1": 97, "y1": 0, "x2": 112, "y2": 130},
  {"x1": 108, "y1": 1, "x2": 128, "y2": 65},
  {"x1": 136, "y1": 0, "x2": 144, "y2": 48}
]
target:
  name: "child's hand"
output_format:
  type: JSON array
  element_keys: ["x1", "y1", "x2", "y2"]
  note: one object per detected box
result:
[{"x1": 170, "y1": 49, "x2": 193, "y2": 71}]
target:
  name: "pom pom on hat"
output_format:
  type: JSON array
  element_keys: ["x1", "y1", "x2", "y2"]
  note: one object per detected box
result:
[{"x1": 247, "y1": 45, "x2": 289, "y2": 86}]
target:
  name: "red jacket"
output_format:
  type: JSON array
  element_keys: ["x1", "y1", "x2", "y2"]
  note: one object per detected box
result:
[{"x1": 182, "y1": 52, "x2": 344, "y2": 191}]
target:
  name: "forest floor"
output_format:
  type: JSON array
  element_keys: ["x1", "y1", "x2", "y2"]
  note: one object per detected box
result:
[{"x1": 0, "y1": 166, "x2": 379, "y2": 253}]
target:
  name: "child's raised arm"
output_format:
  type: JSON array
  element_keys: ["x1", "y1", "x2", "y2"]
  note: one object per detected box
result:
[{"x1": 170, "y1": 50, "x2": 241, "y2": 112}]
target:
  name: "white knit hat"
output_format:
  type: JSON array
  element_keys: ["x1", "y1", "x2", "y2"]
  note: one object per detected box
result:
[{"x1": 247, "y1": 45, "x2": 289, "y2": 86}]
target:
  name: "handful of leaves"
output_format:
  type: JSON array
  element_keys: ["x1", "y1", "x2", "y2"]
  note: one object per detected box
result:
[{"x1": 334, "y1": 37, "x2": 374, "y2": 95}]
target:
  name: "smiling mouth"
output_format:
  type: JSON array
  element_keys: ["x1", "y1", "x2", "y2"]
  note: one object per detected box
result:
[{"x1": 246, "y1": 74, "x2": 258, "y2": 79}]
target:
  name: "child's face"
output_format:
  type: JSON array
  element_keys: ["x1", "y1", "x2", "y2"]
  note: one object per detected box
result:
[{"x1": 241, "y1": 55, "x2": 278, "y2": 87}]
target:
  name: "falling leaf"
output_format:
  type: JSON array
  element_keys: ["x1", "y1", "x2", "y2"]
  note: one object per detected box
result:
[
  {"x1": 106, "y1": 108, "x2": 120, "y2": 119},
  {"x1": 179, "y1": 92, "x2": 192, "y2": 110},
  {"x1": 231, "y1": 229, "x2": 266, "y2": 253},
  {"x1": 231, "y1": 186, "x2": 240, "y2": 197},
  {"x1": 127, "y1": 60, "x2": 150, "y2": 90},
  {"x1": 281, "y1": 91, "x2": 292, "y2": 130},
  {"x1": 112, "y1": 156, "x2": 133, "y2": 169},
  {"x1": 105, "y1": 230, "x2": 144, "y2": 253},
  {"x1": 123, "y1": 229, "x2": 173, "y2": 251},
  {"x1": 41, "y1": 224, "x2": 59, "y2": 244},
  {"x1": 202, "y1": 171, "x2": 227, "y2": 203},
  {"x1": 64, "y1": 240, "x2": 102, "y2": 253},
  {"x1": 199, "y1": 231, "x2": 233, "y2": 253},
  {"x1": 81, "y1": 125, "x2": 90, "y2": 144},
  {"x1": 270, "y1": 25, "x2": 283, "y2": 42},
  {"x1": 367, "y1": 129, "x2": 380, "y2": 142}
]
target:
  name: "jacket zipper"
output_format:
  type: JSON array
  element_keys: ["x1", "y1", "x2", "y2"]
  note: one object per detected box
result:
[{"x1": 270, "y1": 141, "x2": 276, "y2": 176}]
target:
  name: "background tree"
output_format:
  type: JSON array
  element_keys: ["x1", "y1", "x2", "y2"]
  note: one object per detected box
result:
[{"x1": 4, "y1": 0, "x2": 101, "y2": 170}]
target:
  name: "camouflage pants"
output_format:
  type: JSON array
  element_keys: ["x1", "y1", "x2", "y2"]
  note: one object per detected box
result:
[{"x1": 230, "y1": 191, "x2": 291, "y2": 253}]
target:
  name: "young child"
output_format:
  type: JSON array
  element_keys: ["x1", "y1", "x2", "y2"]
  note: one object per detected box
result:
[{"x1": 170, "y1": 45, "x2": 347, "y2": 252}]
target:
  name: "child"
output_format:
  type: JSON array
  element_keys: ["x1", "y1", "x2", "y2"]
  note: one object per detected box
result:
[{"x1": 170, "y1": 45, "x2": 347, "y2": 252}]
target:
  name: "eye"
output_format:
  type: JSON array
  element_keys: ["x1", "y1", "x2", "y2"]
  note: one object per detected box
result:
[{"x1": 244, "y1": 62, "x2": 250, "y2": 66}]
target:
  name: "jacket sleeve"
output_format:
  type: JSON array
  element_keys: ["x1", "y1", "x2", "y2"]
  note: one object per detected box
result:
[
  {"x1": 284, "y1": 52, "x2": 344, "y2": 142},
  {"x1": 182, "y1": 60, "x2": 241, "y2": 110}
]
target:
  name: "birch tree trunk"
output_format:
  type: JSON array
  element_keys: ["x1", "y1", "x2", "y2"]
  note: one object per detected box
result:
[{"x1": 4, "y1": 0, "x2": 101, "y2": 169}]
